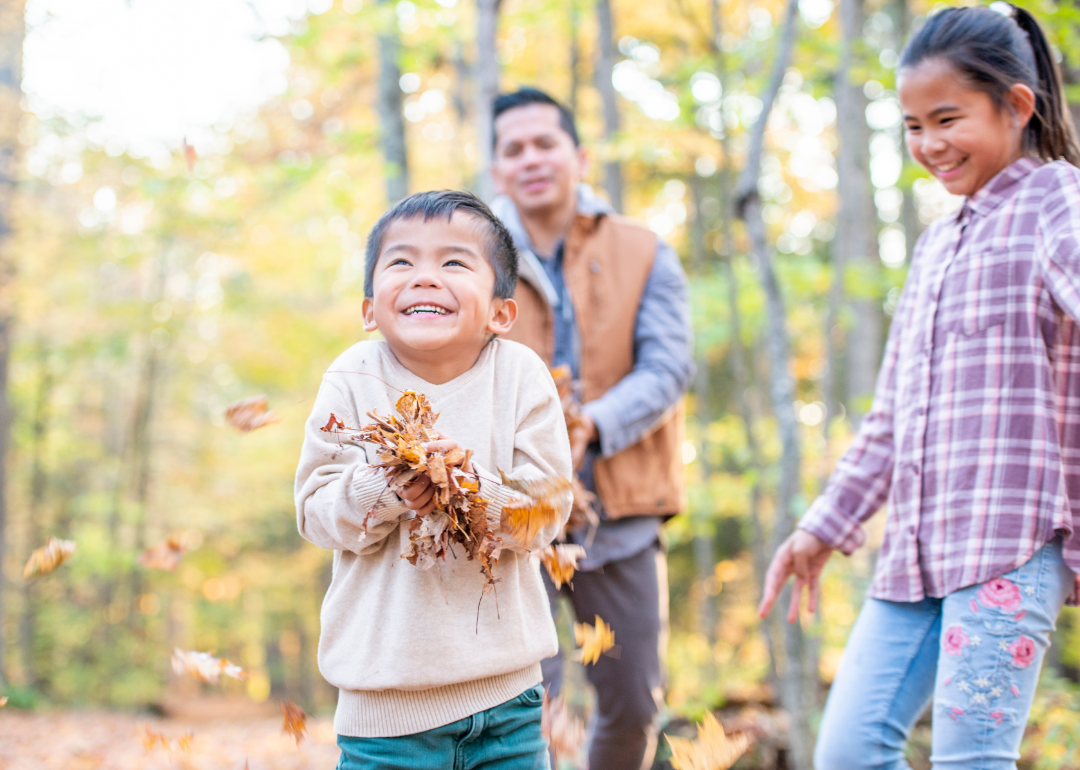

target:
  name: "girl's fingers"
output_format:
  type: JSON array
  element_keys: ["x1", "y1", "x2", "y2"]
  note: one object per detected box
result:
[
  {"x1": 787, "y1": 579, "x2": 803, "y2": 623},
  {"x1": 758, "y1": 556, "x2": 790, "y2": 618},
  {"x1": 808, "y1": 577, "x2": 820, "y2": 615}
]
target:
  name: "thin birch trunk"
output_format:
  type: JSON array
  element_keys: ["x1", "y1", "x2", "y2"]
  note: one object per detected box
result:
[
  {"x1": 376, "y1": 0, "x2": 408, "y2": 202},
  {"x1": 835, "y1": 0, "x2": 880, "y2": 426},
  {"x1": 0, "y1": 0, "x2": 26, "y2": 688},
  {"x1": 569, "y1": 0, "x2": 581, "y2": 115},
  {"x1": 474, "y1": 0, "x2": 502, "y2": 202},
  {"x1": 734, "y1": 0, "x2": 814, "y2": 765},
  {"x1": 594, "y1": 0, "x2": 623, "y2": 212}
]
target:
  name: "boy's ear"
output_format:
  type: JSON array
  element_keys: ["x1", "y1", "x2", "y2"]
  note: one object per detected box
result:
[
  {"x1": 362, "y1": 297, "x2": 379, "y2": 332},
  {"x1": 487, "y1": 297, "x2": 518, "y2": 336}
]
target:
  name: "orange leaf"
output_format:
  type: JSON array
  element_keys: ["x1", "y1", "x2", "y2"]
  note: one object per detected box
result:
[
  {"x1": 574, "y1": 615, "x2": 615, "y2": 665},
  {"x1": 666, "y1": 711, "x2": 754, "y2": 770},
  {"x1": 281, "y1": 701, "x2": 307, "y2": 745},
  {"x1": 540, "y1": 544, "x2": 587, "y2": 589},
  {"x1": 23, "y1": 536, "x2": 76, "y2": 579},
  {"x1": 498, "y1": 471, "x2": 570, "y2": 547},
  {"x1": 138, "y1": 537, "x2": 186, "y2": 571},
  {"x1": 225, "y1": 395, "x2": 281, "y2": 433},
  {"x1": 142, "y1": 726, "x2": 171, "y2": 752},
  {"x1": 0, "y1": 696, "x2": 8, "y2": 707},
  {"x1": 542, "y1": 692, "x2": 584, "y2": 762}
]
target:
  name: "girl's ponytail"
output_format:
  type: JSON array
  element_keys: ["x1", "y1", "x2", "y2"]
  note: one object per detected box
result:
[
  {"x1": 1009, "y1": 5, "x2": 1080, "y2": 166},
  {"x1": 899, "y1": 3, "x2": 1080, "y2": 167}
]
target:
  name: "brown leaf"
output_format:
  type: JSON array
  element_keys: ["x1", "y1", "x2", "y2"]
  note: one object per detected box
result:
[
  {"x1": 666, "y1": 711, "x2": 754, "y2": 770},
  {"x1": 541, "y1": 693, "x2": 584, "y2": 762},
  {"x1": 138, "y1": 537, "x2": 186, "y2": 571},
  {"x1": 499, "y1": 472, "x2": 570, "y2": 548},
  {"x1": 574, "y1": 615, "x2": 615, "y2": 665},
  {"x1": 171, "y1": 648, "x2": 246, "y2": 685},
  {"x1": 23, "y1": 536, "x2": 77, "y2": 579},
  {"x1": 0, "y1": 696, "x2": 8, "y2": 708},
  {"x1": 281, "y1": 701, "x2": 307, "y2": 746},
  {"x1": 225, "y1": 395, "x2": 282, "y2": 433},
  {"x1": 540, "y1": 544, "x2": 587, "y2": 589}
]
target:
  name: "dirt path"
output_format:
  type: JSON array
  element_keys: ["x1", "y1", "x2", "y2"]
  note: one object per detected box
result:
[{"x1": 0, "y1": 710, "x2": 341, "y2": 769}]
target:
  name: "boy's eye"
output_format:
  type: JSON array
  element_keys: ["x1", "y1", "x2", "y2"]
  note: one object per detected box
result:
[
  {"x1": 390, "y1": 258, "x2": 411, "y2": 266},
  {"x1": 444, "y1": 259, "x2": 467, "y2": 268}
]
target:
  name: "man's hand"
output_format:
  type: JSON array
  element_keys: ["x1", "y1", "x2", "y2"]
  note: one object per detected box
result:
[
  {"x1": 569, "y1": 413, "x2": 597, "y2": 470},
  {"x1": 758, "y1": 529, "x2": 833, "y2": 623},
  {"x1": 399, "y1": 437, "x2": 463, "y2": 516}
]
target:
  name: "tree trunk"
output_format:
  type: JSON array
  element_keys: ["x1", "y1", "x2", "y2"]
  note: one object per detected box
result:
[
  {"x1": 376, "y1": 0, "x2": 408, "y2": 202},
  {"x1": 734, "y1": 0, "x2": 814, "y2": 765},
  {"x1": 568, "y1": 0, "x2": 582, "y2": 116},
  {"x1": 0, "y1": 0, "x2": 26, "y2": 689},
  {"x1": 835, "y1": 0, "x2": 880, "y2": 425},
  {"x1": 594, "y1": 0, "x2": 623, "y2": 212},
  {"x1": 20, "y1": 341, "x2": 52, "y2": 688},
  {"x1": 474, "y1": 0, "x2": 502, "y2": 202}
]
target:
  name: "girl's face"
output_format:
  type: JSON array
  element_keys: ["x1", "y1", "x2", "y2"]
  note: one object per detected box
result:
[{"x1": 899, "y1": 57, "x2": 1035, "y2": 197}]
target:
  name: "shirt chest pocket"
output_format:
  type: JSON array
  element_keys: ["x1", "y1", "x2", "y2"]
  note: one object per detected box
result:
[{"x1": 937, "y1": 249, "x2": 1016, "y2": 336}]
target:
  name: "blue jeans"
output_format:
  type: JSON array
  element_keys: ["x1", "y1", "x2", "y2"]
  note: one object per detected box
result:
[
  {"x1": 336, "y1": 685, "x2": 549, "y2": 770},
  {"x1": 816, "y1": 538, "x2": 1074, "y2": 770}
]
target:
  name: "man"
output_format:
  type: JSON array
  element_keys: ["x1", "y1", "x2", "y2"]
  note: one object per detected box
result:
[{"x1": 489, "y1": 88, "x2": 693, "y2": 770}]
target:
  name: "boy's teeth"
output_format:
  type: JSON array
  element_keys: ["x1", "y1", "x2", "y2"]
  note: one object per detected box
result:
[{"x1": 405, "y1": 305, "x2": 448, "y2": 315}]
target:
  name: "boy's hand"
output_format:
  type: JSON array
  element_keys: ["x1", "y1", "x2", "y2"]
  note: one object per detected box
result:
[
  {"x1": 421, "y1": 438, "x2": 461, "y2": 454},
  {"x1": 399, "y1": 436, "x2": 463, "y2": 516},
  {"x1": 569, "y1": 414, "x2": 597, "y2": 470},
  {"x1": 758, "y1": 529, "x2": 832, "y2": 623}
]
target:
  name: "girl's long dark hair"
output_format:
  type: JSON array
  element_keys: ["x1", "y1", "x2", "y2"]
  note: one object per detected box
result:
[{"x1": 899, "y1": 3, "x2": 1080, "y2": 167}]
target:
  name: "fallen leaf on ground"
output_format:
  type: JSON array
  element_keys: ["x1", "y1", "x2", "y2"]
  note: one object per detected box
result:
[
  {"x1": 142, "y1": 726, "x2": 170, "y2": 752},
  {"x1": 225, "y1": 395, "x2": 282, "y2": 433},
  {"x1": 176, "y1": 732, "x2": 194, "y2": 752},
  {"x1": 574, "y1": 615, "x2": 615, "y2": 665},
  {"x1": 666, "y1": 711, "x2": 754, "y2": 770},
  {"x1": 23, "y1": 537, "x2": 77, "y2": 578},
  {"x1": 138, "y1": 537, "x2": 186, "y2": 571},
  {"x1": 171, "y1": 649, "x2": 246, "y2": 685},
  {"x1": 540, "y1": 544, "x2": 587, "y2": 589},
  {"x1": 541, "y1": 693, "x2": 584, "y2": 763},
  {"x1": 281, "y1": 701, "x2": 307, "y2": 745}
]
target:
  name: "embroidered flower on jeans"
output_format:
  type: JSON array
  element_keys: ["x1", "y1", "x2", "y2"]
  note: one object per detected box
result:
[
  {"x1": 1007, "y1": 636, "x2": 1036, "y2": 668},
  {"x1": 970, "y1": 598, "x2": 979, "y2": 613},
  {"x1": 1010, "y1": 684, "x2": 1020, "y2": 696},
  {"x1": 943, "y1": 625, "x2": 970, "y2": 656},
  {"x1": 990, "y1": 710, "x2": 1005, "y2": 726},
  {"x1": 977, "y1": 578, "x2": 1023, "y2": 612},
  {"x1": 949, "y1": 706, "x2": 965, "y2": 721},
  {"x1": 1014, "y1": 610, "x2": 1026, "y2": 622}
]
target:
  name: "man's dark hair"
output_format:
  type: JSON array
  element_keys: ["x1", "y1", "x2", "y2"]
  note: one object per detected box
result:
[
  {"x1": 364, "y1": 190, "x2": 518, "y2": 300},
  {"x1": 492, "y1": 88, "x2": 580, "y2": 149}
]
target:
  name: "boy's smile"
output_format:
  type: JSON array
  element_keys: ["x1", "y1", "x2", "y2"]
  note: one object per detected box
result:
[{"x1": 363, "y1": 212, "x2": 517, "y2": 384}]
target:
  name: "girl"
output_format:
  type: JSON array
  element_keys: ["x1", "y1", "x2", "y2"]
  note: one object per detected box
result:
[{"x1": 758, "y1": 4, "x2": 1080, "y2": 768}]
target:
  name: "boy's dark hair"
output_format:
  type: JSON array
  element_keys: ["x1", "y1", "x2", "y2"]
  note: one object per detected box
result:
[
  {"x1": 492, "y1": 88, "x2": 580, "y2": 149},
  {"x1": 899, "y1": 3, "x2": 1080, "y2": 166},
  {"x1": 364, "y1": 190, "x2": 518, "y2": 300}
]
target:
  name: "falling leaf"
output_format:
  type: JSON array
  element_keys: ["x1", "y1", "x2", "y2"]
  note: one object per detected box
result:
[
  {"x1": 540, "y1": 544, "x2": 587, "y2": 589},
  {"x1": 281, "y1": 701, "x2": 307, "y2": 745},
  {"x1": 138, "y1": 536, "x2": 186, "y2": 571},
  {"x1": 142, "y1": 726, "x2": 171, "y2": 752},
  {"x1": 574, "y1": 615, "x2": 615, "y2": 665},
  {"x1": 23, "y1": 536, "x2": 77, "y2": 579},
  {"x1": 666, "y1": 711, "x2": 754, "y2": 770},
  {"x1": 541, "y1": 693, "x2": 584, "y2": 762},
  {"x1": 499, "y1": 471, "x2": 571, "y2": 547},
  {"x1": 225, "y1": 395, "x2": 282, "y2": 433},
  {"x1": 176, "y1": 731, "x2": 195, "y2": 752},
  {"x1": 171, "y1": 648, "x2": 246, "y2": 685},
  {"x1": 0, "y1": 696, "x2": 8, "y2": 707}
]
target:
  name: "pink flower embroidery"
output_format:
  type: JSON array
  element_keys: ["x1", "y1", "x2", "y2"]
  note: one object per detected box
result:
[
  {"x1": 990, "y1": 710, "x2": 1005, "y2": 726},
  {"x1": 1008, "y1": 636, "x2": 1036, "y2": 668},
  {"x1": 1014, "y1": 610, "x2": 1026, "y2": 622},
  {"x1": 949, "y1": 706, "x2": 965, "y2": 721},
  {"x1": 943, "y1": 677, "x2": 952, "y2": 686},
  {"x1": 970, "y1": 599, "x2": 979, "y2": 613},
  {"x1": 977, "y1": 578, "x2": 1023, "y2": 612},
  {"x1": 943, "y1": 625, "x2": 970, "y2": 656},
  {"x1": 1010, "y1": 684, "x2": 1020, "y2": 697}
]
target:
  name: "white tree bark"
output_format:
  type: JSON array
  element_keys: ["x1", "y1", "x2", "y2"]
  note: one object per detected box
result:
[
  {"x1": 474, "y1": 0, "x2": 502, "y2": 202},
  {"x1": 376, "y1": 0, "x2": 408, "y2": 202},
  {"x1": 594, "y1": 0, "x2": 623, "y2": 212}
]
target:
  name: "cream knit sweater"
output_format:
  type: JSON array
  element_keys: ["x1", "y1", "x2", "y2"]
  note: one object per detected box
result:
[{"x1": 295, "y1": 338, "x2": 572, "y2": 738}]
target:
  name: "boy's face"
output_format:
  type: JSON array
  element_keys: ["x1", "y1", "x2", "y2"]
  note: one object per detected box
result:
[{"x1": 363, "y1": 213, "x2": 517, "y2": 366}]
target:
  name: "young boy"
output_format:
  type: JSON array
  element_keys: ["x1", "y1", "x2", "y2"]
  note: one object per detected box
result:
[{"x1": 295, "y1": 190, "x2": 571, "y2": 769}]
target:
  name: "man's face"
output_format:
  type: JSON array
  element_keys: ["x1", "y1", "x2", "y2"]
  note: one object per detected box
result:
[{"x1": 491, "y1": 103, "x2": 588, "y2": 216}]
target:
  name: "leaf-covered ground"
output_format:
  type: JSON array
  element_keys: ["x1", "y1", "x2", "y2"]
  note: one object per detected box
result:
[{"x1": 0, "y1": 710, "x2": 341, "y2": 769}]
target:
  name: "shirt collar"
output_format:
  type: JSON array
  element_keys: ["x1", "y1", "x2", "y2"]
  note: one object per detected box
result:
[{"x1": 962, "y1": 156, "x2": 1042, "y2": 220}]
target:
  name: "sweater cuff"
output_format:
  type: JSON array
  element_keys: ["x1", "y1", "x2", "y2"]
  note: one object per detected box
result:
[
  {"x1": 798, "y1": 497, "x2": 866, "y2": 555},
  {"x1": 352, "y1": 467, "x2": 409, "y2": 523}
]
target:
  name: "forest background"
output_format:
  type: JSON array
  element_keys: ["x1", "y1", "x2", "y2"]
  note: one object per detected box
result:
[{"x1": 1, "y1": 0, "x2": 1080, "y2": 767}]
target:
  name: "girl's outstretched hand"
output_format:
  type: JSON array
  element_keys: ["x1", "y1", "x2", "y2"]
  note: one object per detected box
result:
[{"x1": 758, "y1": 530, "x2": 833, "y2": 622}]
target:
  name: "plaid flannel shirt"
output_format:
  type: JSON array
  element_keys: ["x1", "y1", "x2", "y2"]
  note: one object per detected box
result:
[{"x1": 800, "y1": 158, "x2": 1080, "y2": 604}]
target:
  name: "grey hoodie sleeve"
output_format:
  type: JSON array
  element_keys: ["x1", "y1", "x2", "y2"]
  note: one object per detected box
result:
[{"x1": 582, "y1": 239, "x2": 694, "y2": 457}]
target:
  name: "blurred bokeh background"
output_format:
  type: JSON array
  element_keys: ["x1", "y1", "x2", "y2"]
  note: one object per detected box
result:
[{"x1": 1, "y1": 0, "x2": 1079, "y2": 767}]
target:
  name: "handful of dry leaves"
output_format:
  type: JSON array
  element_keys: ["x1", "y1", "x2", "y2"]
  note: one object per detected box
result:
[{"x1": 322, "y1": 391, "x2": 569, "y2": 592}]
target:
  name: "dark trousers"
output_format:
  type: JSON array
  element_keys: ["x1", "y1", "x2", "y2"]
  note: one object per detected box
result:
[{"x1": 540, "y1": 542, "x2": 667, "y2": 770}]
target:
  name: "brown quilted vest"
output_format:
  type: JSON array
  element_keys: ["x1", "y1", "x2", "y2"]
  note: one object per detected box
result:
[{"x1": 503, "y1": 211, "x2": 686, "y2": 519}]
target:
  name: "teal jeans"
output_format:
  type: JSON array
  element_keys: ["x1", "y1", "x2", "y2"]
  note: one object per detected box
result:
[{"x1": 336, "y1": 684, "x2": 549, "y2": 770}]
